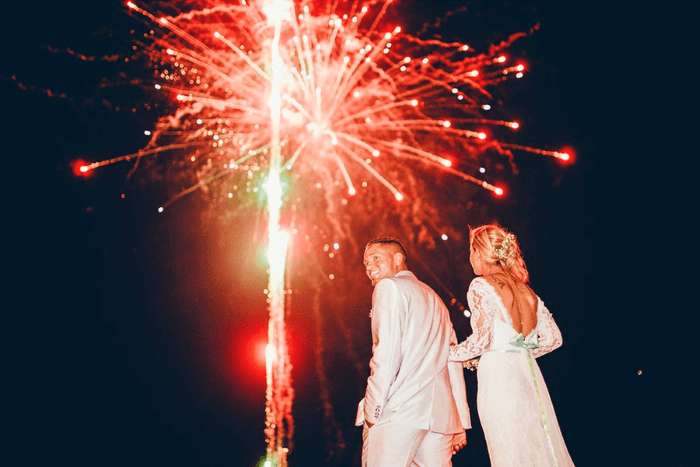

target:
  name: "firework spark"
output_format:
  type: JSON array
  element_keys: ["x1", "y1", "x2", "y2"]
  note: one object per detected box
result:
[{"x1": 76, "y1": 0, "x2": 571, "y2": 464}]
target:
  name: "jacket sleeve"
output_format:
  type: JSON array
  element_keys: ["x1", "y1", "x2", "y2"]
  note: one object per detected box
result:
[{"x1": 363, "y1": 279, "x2": 404, "y2": 425}]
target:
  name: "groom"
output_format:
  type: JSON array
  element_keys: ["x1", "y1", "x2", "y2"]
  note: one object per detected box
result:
[{"x1": 357, "y1": 237, "x2": 470, "y2": 466}]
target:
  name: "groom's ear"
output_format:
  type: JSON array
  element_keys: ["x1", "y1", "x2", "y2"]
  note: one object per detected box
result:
[{"x1": 393, "y1": 252, "x2": 404, "y2": 267}]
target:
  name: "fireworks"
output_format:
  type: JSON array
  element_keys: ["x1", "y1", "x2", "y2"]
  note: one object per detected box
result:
[
  {"x1": 82, "y1": 0, "x2": 569, "y2": 206},
  {"x1": 74, "y1": 1, "x2": 571, "y2": 464}
]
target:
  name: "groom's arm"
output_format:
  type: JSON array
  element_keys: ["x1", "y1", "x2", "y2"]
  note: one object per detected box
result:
[{"x1": 364, "y1": 279, "x2": 403, "y2": 426}]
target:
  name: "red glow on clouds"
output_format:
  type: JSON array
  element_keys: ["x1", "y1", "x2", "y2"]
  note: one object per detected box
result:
[
  {"x1": 228, "y1": 323, "x2": 268, "y2": 392},
  {"x1": 259, "y1": 341, "x2": 270, "y2": 366},
  {"x1": 245, "y1": 334, "x2": 267, "y2": 372},
  {"x1": 230, "y1": 320, "x2": 298, "y2": 380}
]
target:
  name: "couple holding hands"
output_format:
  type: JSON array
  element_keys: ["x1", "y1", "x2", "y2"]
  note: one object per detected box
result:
[{"x1": 356, "y1": 225, "x2": 574, "y2": 467}]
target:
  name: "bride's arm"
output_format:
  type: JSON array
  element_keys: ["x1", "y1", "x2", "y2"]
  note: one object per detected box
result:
[
  {"x1": 450, "y1": 278, "x2": 494, "y2": 363},
  {"x1": 532, "y1": 298, "x2": 563, "y2": 358}
]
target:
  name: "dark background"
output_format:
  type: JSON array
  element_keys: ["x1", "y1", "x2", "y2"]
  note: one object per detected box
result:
[{"x1": 3, "y1": 1, "x2": 697, "y2": 466}]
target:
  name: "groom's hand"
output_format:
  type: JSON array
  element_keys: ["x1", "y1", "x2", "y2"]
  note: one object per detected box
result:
[{"x1": 451, "y1": 430, "x2": 467, "y2": 454}]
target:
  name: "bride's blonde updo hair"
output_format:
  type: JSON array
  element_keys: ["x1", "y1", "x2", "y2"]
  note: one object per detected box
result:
[{"x1": 470, "y1": 224, "x2": 529, "y2": 283}]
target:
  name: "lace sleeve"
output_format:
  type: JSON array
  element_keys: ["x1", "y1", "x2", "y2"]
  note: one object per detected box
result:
[
  {"x1": 531, "y1": 297, "x2": 563, "y2": 358},
  {"x1": 450, "y1": 278, "x2": 494, "y2": 362}
]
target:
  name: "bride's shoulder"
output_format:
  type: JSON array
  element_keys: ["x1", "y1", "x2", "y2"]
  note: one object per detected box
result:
[
  {"x1": 468, "y1": 276, "x2": 496, "y2": 294},
  {"x1": 469, "y1": 276, "x2": 488, "y2": 287},
  {"x1": 516, "y1": 282, "x2": 538, "y2": 305}
]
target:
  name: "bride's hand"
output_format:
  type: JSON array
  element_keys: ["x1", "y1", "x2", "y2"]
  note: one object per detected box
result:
[{"x1": 464, "y1": 357, "x2": 480, "y2": 371}]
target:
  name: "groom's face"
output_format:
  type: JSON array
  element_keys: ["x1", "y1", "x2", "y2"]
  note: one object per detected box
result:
[{"x1": 363, "y1": 243, "x2": 402, "y2": 286}]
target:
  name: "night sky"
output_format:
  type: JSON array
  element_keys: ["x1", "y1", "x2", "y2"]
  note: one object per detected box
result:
[{"x1": 3, "y1": 1, "x2": 698, "y2": 466}]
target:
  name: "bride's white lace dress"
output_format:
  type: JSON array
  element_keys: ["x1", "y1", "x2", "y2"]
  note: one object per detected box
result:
[{"x1": 450, "y1": 277, "x2": 574, "y2": 467}]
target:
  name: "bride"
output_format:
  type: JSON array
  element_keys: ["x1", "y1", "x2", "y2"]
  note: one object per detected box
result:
[{"x1": 451, "y1": 225, "x2": 574, "y2": 466}]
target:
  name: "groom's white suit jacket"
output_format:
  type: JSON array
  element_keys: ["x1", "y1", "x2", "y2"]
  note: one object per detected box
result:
[{"x1": 356, "y1": 270, "x2": 471, "y2": 433}]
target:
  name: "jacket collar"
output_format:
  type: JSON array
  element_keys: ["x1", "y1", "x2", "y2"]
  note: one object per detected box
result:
[{"x1": 394, "y1": 270, "x2": 415, "y2": 279}]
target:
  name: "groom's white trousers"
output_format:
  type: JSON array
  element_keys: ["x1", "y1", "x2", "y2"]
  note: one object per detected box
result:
[{"x1": 362, "y1": 421, "x2": 454, "y2": 467}]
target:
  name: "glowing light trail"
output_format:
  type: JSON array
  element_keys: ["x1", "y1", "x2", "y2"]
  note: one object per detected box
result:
[{"x1": 264, "y1": 1, "x2": 294, "y2": 465}]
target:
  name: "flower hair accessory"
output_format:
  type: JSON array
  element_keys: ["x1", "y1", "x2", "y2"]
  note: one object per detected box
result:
[{"x1": 494, "y1": 234, "x2": 514, "y2": 260}]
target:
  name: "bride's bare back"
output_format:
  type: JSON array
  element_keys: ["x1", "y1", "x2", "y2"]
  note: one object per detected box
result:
[{"x1": 483, "y1": 273, "x2": 538, "y2": 336}]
